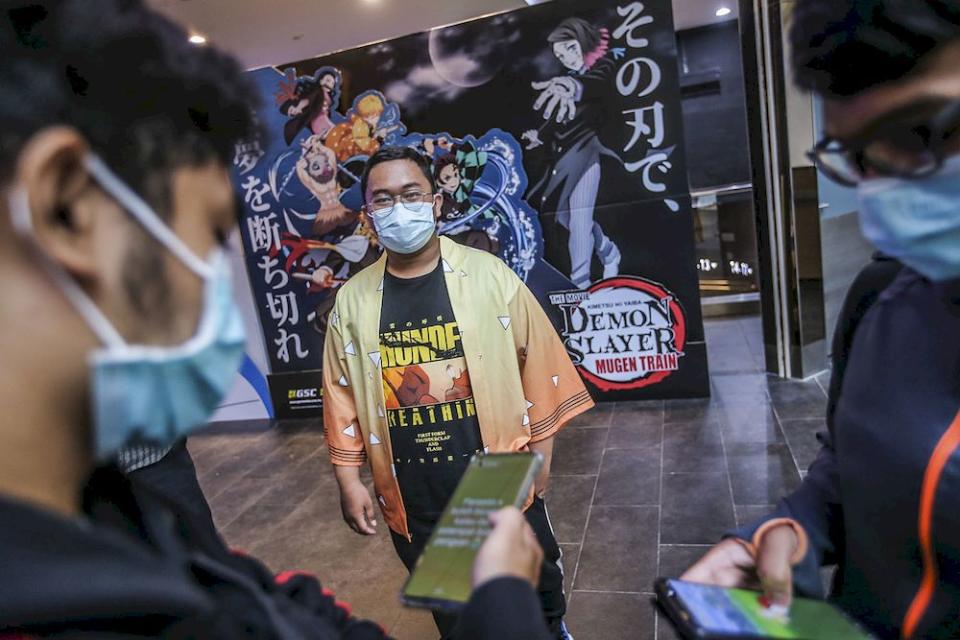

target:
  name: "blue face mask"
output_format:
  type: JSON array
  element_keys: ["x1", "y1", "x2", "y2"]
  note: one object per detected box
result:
[
  {"x1": 370, "y1": 200, "x2": 437, "y2": 254},
  {"x1": 857, "y1": 154, "x2": 960, "y2": 281},
  {"x1": 8, "y1": 155, "x2": 246, "y2": 460}
]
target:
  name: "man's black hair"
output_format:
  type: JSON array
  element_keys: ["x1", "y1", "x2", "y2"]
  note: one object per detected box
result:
[
  {"x1": 791, "y1": 0, "x2": 960, "y2": 97},
  {"x1": 0, "y1": 0, "x2": 261, "y2": 212},
  {"x1": 360, "y1": 146, "x2": 434, "y2": 203}
]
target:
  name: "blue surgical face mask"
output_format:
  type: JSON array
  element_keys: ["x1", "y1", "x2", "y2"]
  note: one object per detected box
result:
[
  {"x1": 857, "y1": 154, "x2": 960, "y2": 281},
  {"x1": 370, "y1": 200, "x2": 437, "y2": 254},
  {"x1": 8, "y1": 155, "x2": 246, "y2": 461}
]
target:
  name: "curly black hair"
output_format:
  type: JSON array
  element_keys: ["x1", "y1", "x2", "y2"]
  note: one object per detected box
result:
[
  {"x1": 790, "y1": 0, "x2": 960, "y2": 96},
  {"x1": 0, "y1": 0, "x2": 261, "y2": 213}
]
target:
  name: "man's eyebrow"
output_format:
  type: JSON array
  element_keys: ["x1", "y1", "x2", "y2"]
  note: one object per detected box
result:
[{"x1": 372, "y1": 181, "x2": 424, "y2": 192}]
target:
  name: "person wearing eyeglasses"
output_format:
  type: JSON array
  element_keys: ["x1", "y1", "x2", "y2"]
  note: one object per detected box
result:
[
  {"x1": 680, "y1": 1, "x2": 960, "y2": 638},
  {"x1": 321, "y1": 145, "x2": 593, "y2": 640}
]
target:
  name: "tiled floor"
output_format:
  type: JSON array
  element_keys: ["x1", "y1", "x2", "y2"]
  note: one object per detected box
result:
[{"x1": 189, "y1": 315, "x2": 830, "y2": 640}]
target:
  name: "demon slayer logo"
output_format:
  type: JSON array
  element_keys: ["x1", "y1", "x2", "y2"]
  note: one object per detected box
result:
[{"x1": 550, "y1": 277, "x2": 686, "y2": 391}]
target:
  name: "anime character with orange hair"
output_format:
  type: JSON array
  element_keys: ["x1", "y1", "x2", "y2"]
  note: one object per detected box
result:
[{"x1": 325, "y1": 92, "x2": 401, "y2": 162}]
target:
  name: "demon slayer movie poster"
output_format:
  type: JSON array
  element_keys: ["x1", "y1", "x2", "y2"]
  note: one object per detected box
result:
[{"x1": 232, "y1": 0, "x2": 709, "y2": 411}]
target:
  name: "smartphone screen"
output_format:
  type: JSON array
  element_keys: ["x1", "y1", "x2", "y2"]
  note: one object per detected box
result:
[
  {"x1": 661, "y1": 579, "x2": 874, "y2": 639},
  {"x1": 401, "y1": 452, "x2": 542, "y2": 611}
]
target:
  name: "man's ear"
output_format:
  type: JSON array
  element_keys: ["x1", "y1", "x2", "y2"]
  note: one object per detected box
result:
[
  {"x1": 14, "y1": 127, "x2": 100, "y2": 283},
  {"x1": 433, "y1": 192, "x2": 443, "y2": 221}
]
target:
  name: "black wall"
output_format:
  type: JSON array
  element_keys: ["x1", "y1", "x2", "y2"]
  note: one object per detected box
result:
[{"x1": 677, "y1": 21, "x2": 751, "y2": 190}]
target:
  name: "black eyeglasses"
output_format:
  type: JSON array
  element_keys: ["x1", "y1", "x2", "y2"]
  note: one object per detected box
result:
[{"x1": 808, "y1": 99, "x2": 960, "y2": 187}]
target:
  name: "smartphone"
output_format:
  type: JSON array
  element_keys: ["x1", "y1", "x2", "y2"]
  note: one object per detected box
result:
[
  {"x1": 400, "y1": 452, "x2": 543, "y2": 612},
  {"x1": 655, "y1": 578, "x2": 875, "y2": 639}
]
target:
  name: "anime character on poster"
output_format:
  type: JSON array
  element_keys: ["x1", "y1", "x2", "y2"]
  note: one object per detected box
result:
[
  {"x1": 431, "y1": 139, "x2": 502, "y2": 254},
  {"x1": 325, "y1": 91, "x2": 403, "y2": 163},
  {"x1": 523, "y1": 17, "x2": 623, "y2": 289},
  {"x1": 276, "y1": 66, "x2": 343, "y2": 146},
  {"x1": 413, "y1": 131, "x2": 541, "y2": 280}
]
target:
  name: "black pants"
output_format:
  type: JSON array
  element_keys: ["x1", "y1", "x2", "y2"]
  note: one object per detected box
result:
[
  {"x1": 391, "y1": 496, "x2": 566, "y2": 640},
  {"x1": 127, "y1": 440, "x2": 221, "y2": 545}
]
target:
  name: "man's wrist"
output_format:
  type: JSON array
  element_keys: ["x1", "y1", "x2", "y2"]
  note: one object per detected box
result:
[
  {"x1": 751, "y1": 518, "x2": 808, "y2": 566},
  {"x1": 338, "y1": 477, "x2": 365, "y2": 492}
]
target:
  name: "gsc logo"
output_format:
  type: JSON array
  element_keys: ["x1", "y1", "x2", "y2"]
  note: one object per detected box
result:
[{"x1": 288, "y1": 388, "x2": 319, "y2": 399}]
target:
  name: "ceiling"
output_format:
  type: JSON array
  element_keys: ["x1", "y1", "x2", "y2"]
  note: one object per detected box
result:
[{"x1": 148, "y1": 0, "x2": 739, "y2": 70}]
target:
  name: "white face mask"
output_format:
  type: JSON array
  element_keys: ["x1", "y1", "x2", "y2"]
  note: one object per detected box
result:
[
  {"x1": 370, "y1": 200, "x2": 437, "y2": 254},
  {"x1": 7, "y1": 155, "x2": 246, "y2": 460}
]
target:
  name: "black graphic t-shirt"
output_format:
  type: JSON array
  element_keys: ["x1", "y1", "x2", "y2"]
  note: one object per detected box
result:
[{"x1": 379, "y1": 261, "x2": 483, "y2": 521}]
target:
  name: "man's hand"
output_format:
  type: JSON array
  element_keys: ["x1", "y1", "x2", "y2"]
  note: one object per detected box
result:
[
  {"x1": 681, "y1": 525, "x2": 799, "y2": 608},
  {"x1": 472, "y1": 507, "x2": 543, "y2": 589},
  {"x1": 338, "y1": 479, "x2": 378, "y2": 535}
]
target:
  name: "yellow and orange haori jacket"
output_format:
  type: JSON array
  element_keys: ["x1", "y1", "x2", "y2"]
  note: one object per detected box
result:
[{"x1": 322, "y1": 236, "x2": 594, "y2": 539}]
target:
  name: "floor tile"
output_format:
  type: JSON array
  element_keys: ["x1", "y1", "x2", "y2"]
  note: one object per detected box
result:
[
  {"x1": 203, "y1": 474, "x2": 275, "y2": 530},
  {"x1": 719, "y1": 405, "x2": 785, "y2": 445},
  {"x1": 711, "y1": 372, "x2": 771, "y2": 403},
  {"x1": 567, "y1": 401, "x2": 615, "y2": 428},
  {"x1": 612, "y1": 400, "x2": 665, "y2": 427},
  {"x1": 706, "y1": 347, "x2": 759, "y2": 374},
  {"x1": 726, "y1": 442, "x2": 801, "y2": 506},
  {"x1": 552, "y1": 427, "x2": 608, "y2": 475},
  {"x1": 193, "y1": 435, "x2": 277, "y2": 496},
  {"x1": 813, "y1": 370, "x2": 832, "y2": 394},
  {"x1": 779, "y1": 418, "x2": 825, "y2": 472},
  {"x1": 662, "y1": 421, "x2": 725, "y2": 473},
  {"x1": 704, "y1": 321, "x2": 745, "y2": 344},
  {"x1": 186, "y1": 433, "x2": 249, "y2": 466},
  {"x1": 219, "y1": 500, "x2": 303, "y2": 551},
  {"x1": 704, "y1": 329, "x2": 746, "y2": 348},
  {"x1": 575, "y1": 506, "x2": 659, "y2": 592},
  {"x1": 559, "y1": 543, "x2": 581, "y2": 598},
  {"x1": 663, "y1": 398, "x2": 724, "y2": 424},
  {"x1": 767, "y1": 379, "x2": 828, "y2": 421},
  {"x1": 658, "y1": 544, "x2": 712, "y2": 579},
  {"x1": 660, "y1": 472, "x2": 735, "y2": 545},
  {"x1": 546, "y1": 475, "x2": 596, "y2": 544},
  {"x1": 189, "y1": 433, "x2": 254, "y2": 473},
  {"x1": 607, "y1": 421, "x2": 663, "y2": 450},
  {"x1": 387, "y1": 607, "x2": 437, "y2": 640},
  {"x1": 567, "y1": 591, "x2": 656, "y2": 640},
  {"x1": 594, "y1": 448, "x2": 661, "y2": 506}
]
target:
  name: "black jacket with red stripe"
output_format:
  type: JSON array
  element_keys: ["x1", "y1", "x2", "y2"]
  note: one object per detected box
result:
[
  {"x1": 0, "y1": 467, "x2": 550, "y2": 639},
  {"x1": 739, "y1": 265, "x2": 960, "y2": 639}
]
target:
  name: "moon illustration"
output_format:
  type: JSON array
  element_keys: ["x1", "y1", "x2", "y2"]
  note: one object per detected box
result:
[{"x1": 428, "y1": 23, "x2": 509, "y2": 88}]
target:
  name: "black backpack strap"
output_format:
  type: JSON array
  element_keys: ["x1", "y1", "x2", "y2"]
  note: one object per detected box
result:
[{"x1": 826, "y1": 254, "x2": 904, "y2": 432}]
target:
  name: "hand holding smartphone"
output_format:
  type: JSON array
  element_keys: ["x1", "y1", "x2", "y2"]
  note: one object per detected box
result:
[
  {"x1": 655, "y1": 578, "x2": 875, "y2": 639},
  {"x1": 401, "y1": 452, "x2": 543, "y2": 611}
]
